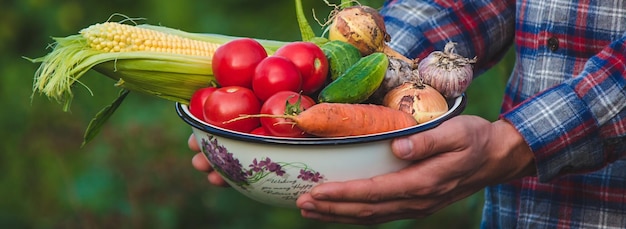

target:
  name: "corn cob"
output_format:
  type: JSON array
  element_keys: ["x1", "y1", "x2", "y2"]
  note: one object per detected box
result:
[
  {"x1": 29, "y1": 21, "x2": 287, "y2": 111},
  {"x1": 82, "y1": 22, "x2": 220, "y2": 55}
]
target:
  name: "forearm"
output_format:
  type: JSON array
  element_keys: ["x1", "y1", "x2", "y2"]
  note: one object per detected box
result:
[{"x1": 491, "y1": 120, "x2": 537, "y2": 181}]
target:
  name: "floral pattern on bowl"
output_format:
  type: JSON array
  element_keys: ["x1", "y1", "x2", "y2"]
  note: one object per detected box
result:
[{"x1": 200, "y1": 135, "x2": 326, "y2": 191}]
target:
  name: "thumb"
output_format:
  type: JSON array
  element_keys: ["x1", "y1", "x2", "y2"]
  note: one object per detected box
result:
[
  {"x1": 391, "y1": 118, "x2": 466, "y2": 160},
  {"x1": 391, "y1": 133, "x2": 439, "y2": 160}
]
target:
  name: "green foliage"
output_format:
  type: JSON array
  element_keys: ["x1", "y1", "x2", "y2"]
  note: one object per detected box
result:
[{"x1": 0, "y1": 0, "x2": 513, "y2": 228}]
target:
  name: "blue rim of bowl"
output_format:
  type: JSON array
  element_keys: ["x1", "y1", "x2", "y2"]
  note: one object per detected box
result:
[{"x1": 176, "y1": 94, "x2": 466, "y2": 145}]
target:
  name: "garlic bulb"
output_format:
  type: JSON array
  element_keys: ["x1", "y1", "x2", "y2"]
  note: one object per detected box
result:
[
  {"x1": 383, "y1": 82, "x2": 448, "y2": 124},
  {"x1": 370, "y1": 57, "x2": 421, "y2": 103},
  {"x1": 418, "y1": 42, "x2": 477, "y2": 98}
]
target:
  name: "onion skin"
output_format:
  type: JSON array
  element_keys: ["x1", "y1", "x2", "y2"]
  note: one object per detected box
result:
[
  {"x1": 328, "y1": 5, "x2": 389, "y2": 56},
  {"x1": 328, "y1": 5, "x2": 418, "y2": 67},
  {"x1": 383, "y1": 82, "x2": 448, "y2": 124}
]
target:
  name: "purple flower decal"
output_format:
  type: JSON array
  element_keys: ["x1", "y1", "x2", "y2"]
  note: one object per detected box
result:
[
  {"x1": 201, "y1": 136, "x2": 248, "y2": 185},
  {"x1": 249, "y1": 158, "x2": 264, "y2": 173},
  {"x1": 298, "y1": 169, "x2": 324, "y2": 182},
  {"x1": 269, "y1": 164, "x2": 285, "y2": 176},
  {"x1": 200, "y1": 135, "x2": 325, "y2": 189}
]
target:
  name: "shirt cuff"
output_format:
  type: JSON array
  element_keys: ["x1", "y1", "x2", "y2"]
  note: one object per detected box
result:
[{"x1": 502, "y1": 84, "x2": 603, "y2": 182}]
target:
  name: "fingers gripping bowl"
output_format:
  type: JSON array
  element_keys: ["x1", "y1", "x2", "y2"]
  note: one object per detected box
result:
[{"x1": 176, "y1": 95, "x2": 466, "y2": 208}]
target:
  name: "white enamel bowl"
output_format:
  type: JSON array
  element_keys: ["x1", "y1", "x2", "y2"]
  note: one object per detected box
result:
[{"x1": 176, "y1": 95, "x2": 466, "y2": 208}]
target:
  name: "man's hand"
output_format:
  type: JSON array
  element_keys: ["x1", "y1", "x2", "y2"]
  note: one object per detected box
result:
[{"x1": 295, "y1": 115, "x2": 536, "y2": 224}]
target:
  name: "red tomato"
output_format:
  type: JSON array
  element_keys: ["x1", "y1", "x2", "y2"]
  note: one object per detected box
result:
[
  {"x1": 273, "y1": 42, "x2": 329, "y2": 94},
  {"x1": 212, "y1": 38, "x2": 268, "y2": 88},
  {"x1": 259, "y1": 91, "x2": 316, "y2": 137},
  {"x1": 203, "y1": 86, "x2": 261, "y2": 133},
  {"x1": 249, "y1": 126, "x2": 269, "y2": 136},
  {"x1": 189, "y1": 86, "x2": 217, "y2": 120},
  {"x1": 252, "y1": 56, "x2": 302, "y2": 101}
]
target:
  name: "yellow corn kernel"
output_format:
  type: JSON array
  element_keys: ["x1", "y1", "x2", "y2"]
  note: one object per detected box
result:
[{"x1": 80, "y1": 22, "x2": 220, "y2": 57}]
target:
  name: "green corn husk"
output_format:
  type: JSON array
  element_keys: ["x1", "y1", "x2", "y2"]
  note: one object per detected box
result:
[
  {"x1": 92, "y1": 54, "x2": 217, "y2": 104},
  {"x1": 29, "y1": 22, "x2": 288, "y2": 111}
]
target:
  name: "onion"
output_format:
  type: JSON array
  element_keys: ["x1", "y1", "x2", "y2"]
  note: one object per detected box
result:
[
  {"x1": 328, "y1": 5, "x2": 387, "y2": 55},
  {"x1": 383, "y1": 82, "x2": 449, "y2": 124},
  {"x1": 370, "y1": 57, "x2": 420, "y2": 104},
  {"x1": 328, "y1": 5, "x2": 416, "y2": 66},
  {"x1": 418, "y1": 42, "x2": 477, "y2": 98}
]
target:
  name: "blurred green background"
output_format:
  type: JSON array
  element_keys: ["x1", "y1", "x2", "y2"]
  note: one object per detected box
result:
[{"x1": 1, "y1": 0, "x2": 514, "y2": 228}]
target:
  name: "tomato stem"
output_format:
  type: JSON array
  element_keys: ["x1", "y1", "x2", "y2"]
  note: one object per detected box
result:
[{"x1": 283, "y1": 93, "x2": 305, "y2": 116}]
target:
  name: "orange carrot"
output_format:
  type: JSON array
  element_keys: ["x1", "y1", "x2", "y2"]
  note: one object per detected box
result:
[{"x1": 229, "y1": 103, "x2": 418, "y2": 137}]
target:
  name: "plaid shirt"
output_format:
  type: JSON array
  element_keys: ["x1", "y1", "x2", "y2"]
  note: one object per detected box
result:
[{"x1": 381, "y1": 0, "x2": 626, "y2": 228}]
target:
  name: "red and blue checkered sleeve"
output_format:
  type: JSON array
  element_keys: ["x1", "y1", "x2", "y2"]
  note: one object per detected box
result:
[
  {"x1": 380, "y1": 0, "x2": 516, "y2": 73},
  {"x1": 502, "y1": 38, "x2": 626, "y2": 182}
]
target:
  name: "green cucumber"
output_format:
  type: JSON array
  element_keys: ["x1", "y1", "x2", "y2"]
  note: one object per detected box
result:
[
  {"x1": 320, "y1": 40, "x2": 362, "y2": 80},
  {"x1": 318, "y1": 52, "x2": 389, "y2": 103}
]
